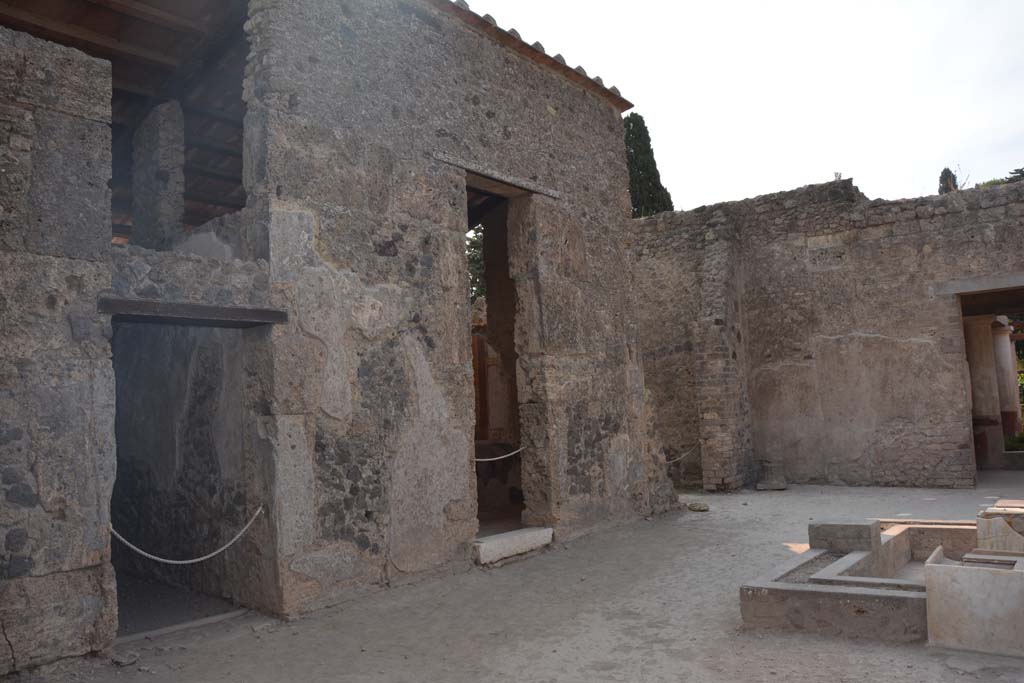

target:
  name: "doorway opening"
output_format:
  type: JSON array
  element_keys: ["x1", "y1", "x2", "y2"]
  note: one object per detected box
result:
[
  {"x1": 110, "y1": 320, "x2": 252, "y2": 637},
  {"x1": 960, "y1": 288, "x2": 1024, "y2": 472},
  {"x1": 467, "y1": 183, "x2": 524, "y2": 537}
]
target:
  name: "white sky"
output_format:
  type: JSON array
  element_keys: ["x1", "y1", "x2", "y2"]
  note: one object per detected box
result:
[{"x1": 465, "y1": 0, "x2": 1024, "y2": 209}]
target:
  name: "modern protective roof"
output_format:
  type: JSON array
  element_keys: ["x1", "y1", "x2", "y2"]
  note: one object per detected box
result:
[{"x1": 426, "y1": 0, "x2": 634, "y2": 113}]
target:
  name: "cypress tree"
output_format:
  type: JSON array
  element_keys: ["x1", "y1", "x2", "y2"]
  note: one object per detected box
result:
[
  {"x1": 1007, "y1": 167, "x2": 1024, "y2": 184},
  {"x1": 938, "y1": 167, "x2": 959, "y2": 194},
  {"x1": 624, "y1": 113, "x2": 674, "y2": 217}
]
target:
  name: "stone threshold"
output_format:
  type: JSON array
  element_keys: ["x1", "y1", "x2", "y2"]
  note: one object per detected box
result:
[
  {"x1": 114, "y1": 608, "x2": 250, "y2": 646},
  {"x1": 473, "y1": 527, "x2": 554, "y2": 565}
]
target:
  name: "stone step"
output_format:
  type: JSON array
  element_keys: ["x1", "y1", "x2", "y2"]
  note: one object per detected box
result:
[
  {"x1": 473, "y1": 527, "x2": 553, "y2": 565},
  {"x1": 963, "y1": 551, "x2": 1024, "y2": 567}
]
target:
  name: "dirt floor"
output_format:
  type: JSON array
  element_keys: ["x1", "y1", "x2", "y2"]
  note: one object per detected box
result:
[
  {"x1": 21, "y1": 471, "x2": 1024, "y2": 682},
  {"x1": 115, "y1": 574, "x2": 240, "y2": 638}
]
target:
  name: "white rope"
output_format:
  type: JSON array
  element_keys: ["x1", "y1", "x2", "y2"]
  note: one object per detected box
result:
[
  {"x1": 664, "y1": 447, "x2": 696, "y2": 465},
  {"x1": 475, "y1": 446, "x2": 525, "y2": 462},
  {"x1": 110, "y1": 506, "x2": 264, "y2": 566}
]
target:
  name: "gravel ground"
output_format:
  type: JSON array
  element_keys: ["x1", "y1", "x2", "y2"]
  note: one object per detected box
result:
[{"x1": 20, "y1": 471, "x2": 1024, "y2": 682}]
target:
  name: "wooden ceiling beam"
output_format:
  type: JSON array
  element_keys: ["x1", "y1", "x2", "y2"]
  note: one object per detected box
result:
[
  {"x1": 185, "y1": 191, "x2": 245, "y2": 210},
  {"x1": 184, "y1": 104, "x2": 243, "y2": 129},
  {"x1": 113, "y1": 77, "x2": 165, "y2": 99},
  {"x1": 185, "y1": 163, "x2": 242, "y2": 184},
  {"x1": 186, "y1": 137, "x2": 243, "y2": 159},
  {"x1": 84, "y1": 0, "x2": 206, "y2": 36},
  {"x1": 0, "y1": 5, "x2": 180, "y2": 68},
  {"x1": 180, "y1": 18, "x2": 248, "y2": 99},
  {"x1": 468, "y1": 195, "x2": 505, "y2": 227},
  {"x1": 114, "y1": 86, "x2": 245, "y2": 132}
]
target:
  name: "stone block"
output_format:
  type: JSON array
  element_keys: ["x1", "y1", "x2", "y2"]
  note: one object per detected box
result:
[
  {"x1": 269, "y1": 207, "x2": 318, "y2": 283},
  {"x1": 0, "y1": 563, "x2": 117, "y2": 674},
  {"x1": 473, "y1": 527, "x2": 553, "y2": 565},
  {"x1": 1, "y1": 357, "x2": 115, "y2": 577},
  {"x1": 131, "y1": 101, "x2": 184, "y2": 250},
  {"x1": 740, "y1": 582, "x2": 927, "y2": 643},
  {"x1": 109, "y1": 246, "x2": 271, "y2": 308},
  {"x1": 926, "y1": 547, "x2": 1024, "y2": 657},
  {"x1": 0, "y1": 103, "x2": 34, "y2": 254},
  {"x1": 390, "y1": 158, "x2": 465, "y2": 231},
  {"x1": 808, "y1": 520, "x2": 881, "y2": 553},
  {"x1": 0, "y1": 109, "x2": 111, "y2": 261},
  {"x1": 261, "y1": 415, "x2": 316, "y2": 558},
  {"x1": 0, "y1": 27, "x2": 111, "y2": 123},
  {"x1": 0, "y1": 252, "x2": 111, "y2": 361},
  {"x1": 977, "y1": 515, "x2": 1024, "y2": 553}
]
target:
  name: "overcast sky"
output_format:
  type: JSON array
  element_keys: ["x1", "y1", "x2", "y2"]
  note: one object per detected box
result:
[{"x1": 466, "y1": 0, "x2": 1024, "y2": 209}]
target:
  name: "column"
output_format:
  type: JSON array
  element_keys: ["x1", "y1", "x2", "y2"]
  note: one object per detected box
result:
[
  {"x1": 964, "y1": 315, "x2": 1004, "y2": 468},
  {"x1": 991, "y1": 316, "x2": 1022, "y2": 437},
  {"x1": 131, "y1": 100, "x2": 184, "y2": 249}
]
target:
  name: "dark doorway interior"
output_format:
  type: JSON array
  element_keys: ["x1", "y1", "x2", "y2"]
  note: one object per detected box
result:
[
  {"x1": 467, "y1": 186, "x2": 524, "y2": 536},
  {"x1": 110, "y1": 322, "x2": 247, "y2": 636},
  {"x1": 960, "y1": 288, "x2": 1024, "y2": 471}
]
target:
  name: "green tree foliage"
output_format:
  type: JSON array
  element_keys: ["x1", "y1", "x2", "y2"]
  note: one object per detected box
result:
[
  {"x1": 973, "y1": 165, "x2": 1024, "y2": 189},
  {"x1": 938, "y1": 167, "x2": 959, "y2": 194},
  {"x1": 624, "y1": 113, "x2": 674, "y2": 217},
  {"x1": 466, "y1": 224, "x2": 485, "y2": 301}
]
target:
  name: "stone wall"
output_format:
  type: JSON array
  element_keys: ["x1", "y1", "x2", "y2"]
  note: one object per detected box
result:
[
  {"x1": 110, "y1": 244, "x2": 270, "y2": 306},
  {"x1": 242, "y1": 0, "x2": 672, "y2": 614},
  {"x1": 626, "y1": 218, "x2": 703, "y2": 484},
  {"x1": 0, "y1": 27, "x2": 116, "y2": 673},
  {"x1": 631, "y1": 179, "x2": 1024, "y2": 489}
]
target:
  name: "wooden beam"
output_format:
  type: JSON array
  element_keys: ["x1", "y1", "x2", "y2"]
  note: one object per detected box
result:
[
  {"x1": 84, "y1": 0, "x2": 205, "y2": 36},
  {"x1": 185, "y1": 163, "x2": 242, "y2": 184},
  {"x1": 183, "y1": 105, "x2": 243, "y2": 129},
  {"x1": 98, "y1": 297, "x2": 287, "y2": 328},
  {"x1": 961, "y1": 290, "x2": 1024, "y2": 317},
  {"x1": 184, "y1": 191, "x2": 245, "y2": 210},
  {"x1": 184, "y1": 210, "x2": 225, "y2": 227},
  {"x1": 186, "y1": 137, "x2": 242, "y2": 159},
  {"x1": 113, "y1": 77, "x2": 164, "y2": 99},
  {"x1": 181, "y1": 28, "x2": 247, "y2": 99},
  {"x1": 465, "y1": 171, "x2": 532, "y2": 199},
  {"x1": 468, "y1": 194, "x2": 504, "y2": 228},
  {"x1": 0, "y1": 6, "x2": 180, "y2": 68}
]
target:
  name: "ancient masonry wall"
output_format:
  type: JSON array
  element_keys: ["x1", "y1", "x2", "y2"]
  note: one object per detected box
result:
[
  {"x1": 624, "y1": 213, "x2": 703, "y2": 485},
  {"x1": 243, "y1": 0, "x2": 673, "y2": 614},
  {"x1": 631, "y1": 179, "x2": 1024, "y2": 489},
  {"x1": 0, "y1": 28, "x2": 116, "y2": 673}
]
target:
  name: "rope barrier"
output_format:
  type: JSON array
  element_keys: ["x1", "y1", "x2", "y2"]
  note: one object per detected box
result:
[
  {"x1": 110, "y1": 506, "x2": 264, "y2": 566},
  {"x1": 474, "y1": 446, "x2": 526, "y2": 462},
  {"x1": 663, "y1": 447, "x2": 696, "y2": 465}
]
